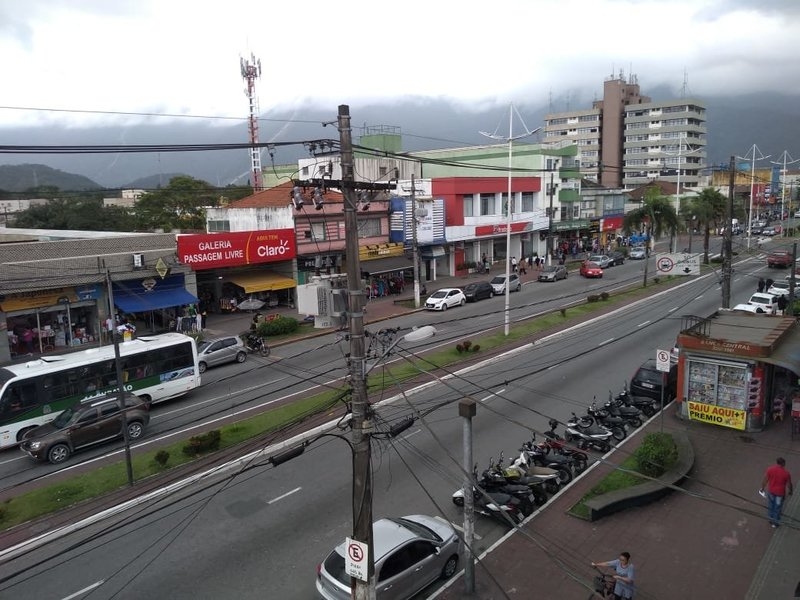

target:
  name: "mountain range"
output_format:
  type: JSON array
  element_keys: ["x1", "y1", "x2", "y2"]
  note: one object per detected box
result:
[{"x1": 0, "y1": 90, "x2": 795, "y2": 191}]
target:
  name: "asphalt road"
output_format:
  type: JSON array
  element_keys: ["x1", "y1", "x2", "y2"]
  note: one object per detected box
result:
[{"x1": 0, "y1": 245, "x2": 786, "y2": 600}]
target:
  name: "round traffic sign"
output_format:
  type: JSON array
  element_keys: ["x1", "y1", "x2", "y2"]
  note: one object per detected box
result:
[
  {"x1": 657, "y1": 257, "x2": 674, "y2": 273},
  {"x1": 348, "y1": 543, "x2": 364, "y2": 562},
  {"x1": 657, "y1": 350, "x2": 670, "y2": 363}
]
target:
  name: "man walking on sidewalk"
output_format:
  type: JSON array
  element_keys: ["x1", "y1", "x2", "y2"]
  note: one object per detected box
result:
[{"x1": 760, "y1": 457, "x2": 793, "y2": 528}]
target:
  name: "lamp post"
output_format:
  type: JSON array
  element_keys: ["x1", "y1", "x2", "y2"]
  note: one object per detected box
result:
[
  {"x1": 738, "y1": 144, "x2": 770, "y2": 250},
  {"x1": 480, "y1": 104, "x2": 541, "y2": 336},
  {"x1": 771, "y1": 152, "x2": 799, "y2": 238},
  {"x1": 687, "y1": 215, "x2": 696, "y2": 253},
  {"x1": 547, "y1": 159, "x2": 559, "y2": 267},
  {"x1": 365, "y1": 326, "x2": 437, "y2": 376},
  {"x1": 667, "y1": 133, "x2": 701, "y2": 252}
]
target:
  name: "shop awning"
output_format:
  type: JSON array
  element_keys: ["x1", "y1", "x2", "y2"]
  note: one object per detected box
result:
[
  {"x1": 759, "y1": 327, "x2": 800, "y2": 374},
  {"x1": 113, "y1": 279, "x2": 198, "y2": 313},
  {"x1": 228, "y1": 272, "x2": 296, "y2": 294},
  {"x1": 360, "y1": 256, "x2": 413, "y2": 277}
]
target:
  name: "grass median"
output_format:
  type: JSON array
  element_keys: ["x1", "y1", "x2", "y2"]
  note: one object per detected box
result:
[{"x1": 0, "y1": 278, "x2": 681, "y2": 532}]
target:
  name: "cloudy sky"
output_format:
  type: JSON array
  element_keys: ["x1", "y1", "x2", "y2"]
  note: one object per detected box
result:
[{"x1": 1, "y1": 0, "x2": 798, "y2": 130}]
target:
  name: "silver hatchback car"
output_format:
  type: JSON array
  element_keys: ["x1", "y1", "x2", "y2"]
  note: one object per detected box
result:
[
  {"x1": 316, "y1": 514, "x2": 460, "y2": 599},
  {"x1": 196, "y1": 336, "x2": 247, "y2": 373}
]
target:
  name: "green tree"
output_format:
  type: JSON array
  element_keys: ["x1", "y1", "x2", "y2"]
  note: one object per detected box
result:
[
  {"x1": 134, "y1": 176, "x2": 222, "y2": 232},
  {"x1": 623, "y1": 187, "x2": 680, "y2": 287},
  {"x1": 13, "y1": 195, "x2": 136, "y2": 232},
  {"x1": 681, "y1": 188, "x2": 727, "y2": 265}
]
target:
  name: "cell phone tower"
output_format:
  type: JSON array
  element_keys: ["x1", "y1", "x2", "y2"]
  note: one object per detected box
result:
[{"x1": 240, "y1": 53, "x2": 263, "y2": 191}]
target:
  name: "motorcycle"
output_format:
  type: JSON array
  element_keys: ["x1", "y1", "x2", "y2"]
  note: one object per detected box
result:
[
  {"x1": 452, "y1": 462, "x2": 536, "y2": 526},
  {"x1": 564, "y1": 413, "x2": 614, "y2": 453},
  {"x1": 244, "y1": 332, "x2": 271, "y2": 357},
  {"x1": 615, "y1": 383, "x2": 658, "y2": 418},
  {"x1": 604, "y1": 390, "x2": 644, "y2": 427},
  {"x1": 519, "y1": 436, "x2": 574, "y2": 485},
  {"x1": 540, "y1": 422, "x2": 590, "y2": 474},
  {"x1": 585, "y1": 401, "x2": 628, "y2": 441}
]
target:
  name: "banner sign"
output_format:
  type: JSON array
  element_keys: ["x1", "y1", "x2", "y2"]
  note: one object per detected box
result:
[
  {"x1": 177, "y1": 229, "x2": 297, "y2": 270},
  {"x1": 687, "y1": 401, "x2": 746, "y2": 430},
  {"x1": 655, "y1": 253, "x2": 701, "y2": 276}
]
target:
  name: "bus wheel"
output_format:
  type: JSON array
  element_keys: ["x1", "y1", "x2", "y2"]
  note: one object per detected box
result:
[
  {"x1": 48, "y1": 443, "x2": 71, "y2": 464},
  {"x1": 17, "y1": 426, "x2": 38, "y2": 443}
]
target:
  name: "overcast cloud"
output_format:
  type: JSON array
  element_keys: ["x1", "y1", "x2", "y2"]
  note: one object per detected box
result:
[{"x1": 1, "y1": 0, "x2": 798, "y2": 129}]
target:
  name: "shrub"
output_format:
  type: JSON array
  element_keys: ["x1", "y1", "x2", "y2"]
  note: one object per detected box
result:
[
  {"x1": 587, "y1": 294, "x2": 599, "y2": 303},
  {"x1": 600, "y1": 292, "x2": 609, "y2": 301},
  {"x1": 183, "y1": 430, "x2": 222, "y2": 456},
  {"x1": 560, "y1": 308, "x2": 567, "y2": 318},
  {"x1": 471, "y1": 344, "x2": 480, "y2": 352},
  {"x1": 456, "y1": 343, "x2": 464, "y2": 353},
  {"x1": 154, "y1": 450, "x2": 170, "y2": 468},
  {"x1": 257, "y1": 315, "x2": 299, "y2": 337},
  {"x1": 462, "y1": 340, "x2": 472, "y2": 350},
  {"x1": 652, "y1": 277, "x2": 661, "y2": 284},
  {"x1": 635, "y1": 432, "x2": 678, "y2": 478}
]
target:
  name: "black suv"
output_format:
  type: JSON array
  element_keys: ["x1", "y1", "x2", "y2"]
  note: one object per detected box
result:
[
  {"x1": 21, "y1": 393, "x2": 150, "y2": 464},
  {"x1": 629, "y1": 358, "x2": 678, "y2": 401}
]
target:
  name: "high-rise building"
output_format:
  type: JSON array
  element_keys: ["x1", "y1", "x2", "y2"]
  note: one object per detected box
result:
[{"x1": 544, "y1": 71, "x2": 706, "y2": 191}]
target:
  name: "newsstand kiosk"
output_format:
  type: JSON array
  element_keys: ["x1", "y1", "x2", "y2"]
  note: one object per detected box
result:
[{"x1": 675, "y1": 312, "x2": 800, "y2": 433}]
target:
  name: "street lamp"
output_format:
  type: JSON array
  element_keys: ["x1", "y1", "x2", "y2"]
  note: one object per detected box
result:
[
  {"x1": 771, "y1": 152, "x2": 800, "y2": 238},
  {"x1": 687, "y1": 215, "x2": 697, "y2": 253},
  {"x1": 366, "y1": 326, "x2": 437, "y2": 375},
  {"x1": 480, "y1": 104, "x2": 541, "y2": 336},
  {"x1": 737, "y1": 144, "x2": 770, "y2": 250}
]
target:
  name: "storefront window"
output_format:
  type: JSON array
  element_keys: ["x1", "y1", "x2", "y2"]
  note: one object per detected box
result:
[{"x1": 686, "y1": 359, "x2": 750, "y2": 410}]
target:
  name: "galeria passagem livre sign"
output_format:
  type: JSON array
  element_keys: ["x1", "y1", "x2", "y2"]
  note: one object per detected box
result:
[{"x1": 177, "y1": 230, "x2": 297, "y2": 270}]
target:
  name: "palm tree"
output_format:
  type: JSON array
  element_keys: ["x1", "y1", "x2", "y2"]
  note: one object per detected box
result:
[
  {"x1": 682, "y1": 188, "x2": 727, "y2": 264},
  {"x1": 623, "y1": 187, "x2": 681, "y2": 287}
]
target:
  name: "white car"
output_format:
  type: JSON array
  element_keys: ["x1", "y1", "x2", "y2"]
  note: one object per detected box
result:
[
  {"x1": 629, "y1": 247, "x2": 647, "y2": 260},
  {"x1": 424, "y1": 288, "x2": 466, "y2": 311},
  {"x1": 588, "y1": 254, "x2": 612, "y2": 269},
  {"x1": 767, "y1": 281, "x2": 791, "y2": 297},
  {"x1": 490, "y1": 273, "x2": 521, "y2": 294},
  {"x1": 731, "y1": 303, "x2": 768, "y2": 314},
  {"x1": 747, "y1": 292, "x2": 778, "y2": 314}
]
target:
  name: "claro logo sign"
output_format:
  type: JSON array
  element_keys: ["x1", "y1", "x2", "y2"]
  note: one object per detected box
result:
[{"x1": 177, "y1": 229, "x2": 297, "y2": 270}]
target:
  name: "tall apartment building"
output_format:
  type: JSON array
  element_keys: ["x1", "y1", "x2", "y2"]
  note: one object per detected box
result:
[{"x1": 544, "y1": 72, "x2": 706, "y2": 191}]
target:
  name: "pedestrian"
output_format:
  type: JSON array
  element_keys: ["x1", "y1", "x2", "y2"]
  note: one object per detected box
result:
[
  {"x1": 765, "y1": 278, "x2": 775, "y2": 291},
  {"x1": 591, "y1": 552, "x2": 635, "y2": 599},
  {"x1": 760, "y1": 457, "x2": 793, "y2": 528},
  {"x1": 484, "y1": 259, "x2": 490, "y2": 274},
  {"x1": 481, "y1": 252, "x2": 487, "y2": 266},
  {"x1": 511, "y1": 256, "x2": 517, "y2": 273},
  {"x1": 519, "y1": 258, "x2": 527, "y2": 275},
  {"x1": 777, "y1": 294, "x2": 788, "y2": 315},
  {"x1": 757, "y1": 277, "x2": 765, "y2": 293}
]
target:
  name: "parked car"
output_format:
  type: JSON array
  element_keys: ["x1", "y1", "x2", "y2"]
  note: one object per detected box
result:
[
  {"x1": 579, "y1": 261, "x2": 603, "y2": 278},
  {"x1": 588, "y1": 254, "x2": 612, "y2": 269},
  {"x1": 767, "y1": 281, "x2": 791, "y2": 297},
  {"x1": 731, "y1": 303, "x2": 769, "y2": 314},
  {"x1": 425, "y1": 288, "x2": 466, "y2": 311},
  {"x1": 761, "y1": 226, "x2": 777, "y2": 236},
  {"x1": 462, "y1": 281, "x2": 494, "y2": 302},
  {"x1": 20, "y1": 393, "x2": 150, "y2": 464},
  {"x1": 629, "y1": 358, "x2": 678, "y2": 401},
  {"x1": 315, "y1": 514, "x2": 460, "y2": 600},
  {"x1": 747, "y1": 292, "x2": 778, "y2": 314},
  {"x1": 197, "y1": 335, "x2": 248, "y2": 373},
  {"x1": 537, "y1": 265, "x2": 568, "y2": 282},
  {"x1": 767, "y1": 251, "x2": 794, "y2": 268},
  {"x1": 629, "y1": 247, "x2": 647, "y2": 260},
  {"x1": 490, "y1": 273, "x2": 521, "y2": 294},
  {"x1": 607, "y1": 250, "x2": 626, "y2": 266}
]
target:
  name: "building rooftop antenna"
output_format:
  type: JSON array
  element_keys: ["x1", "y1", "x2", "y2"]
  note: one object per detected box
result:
[{"x1": 240, "y1": 53, "x2": 263, "y2": 191}]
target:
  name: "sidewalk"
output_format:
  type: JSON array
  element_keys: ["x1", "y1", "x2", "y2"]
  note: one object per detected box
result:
[{"x1": 436, "y1": 410, "x2": 800, "y2": 600}]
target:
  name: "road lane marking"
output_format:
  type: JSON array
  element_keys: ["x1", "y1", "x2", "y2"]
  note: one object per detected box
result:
[
  {"x1": 597, "y1": 338, "x2": 614, "y2": 347},
  {"x1": 480, "y1": 389, "x2": 505, "y2": 403},
  {"x1": 401, "y1": 428, "x2": 422, "y2": 440},
  {"x1": 694, "y1": 295, "x2": 704, "y2": 300},
  {"x1": 62, "y1": 581, "x2": 105, "y2": 600},
  {"x1": 268, "y1": 487, "x2": 301, "y2": 505},
  {"x1": 668, "y1": 307, "x2": 678, "y2": 312},
  {"x1": 637, "y1": 320, "x2": 651, "y2": 327}
]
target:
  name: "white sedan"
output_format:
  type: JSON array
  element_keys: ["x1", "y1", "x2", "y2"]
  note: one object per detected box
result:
[
  {"x1": 629, "y1": 247, "x2": 647, "y2": 260},
  {"x1": 425, "y1": 288, "x2": 466, "y2": 311},
  {"x1": 767, "y1": 281, "x2": 791, "y2": 297}
]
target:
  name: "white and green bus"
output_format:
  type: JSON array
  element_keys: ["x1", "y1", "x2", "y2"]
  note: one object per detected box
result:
[{"x1": 0, "y1": 332, "x2": 201, "y2": 449}]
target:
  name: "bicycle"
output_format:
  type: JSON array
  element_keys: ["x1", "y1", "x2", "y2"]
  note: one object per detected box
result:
[{"x1": 587, "y1": 566, "x2": 616, "y2": 599}]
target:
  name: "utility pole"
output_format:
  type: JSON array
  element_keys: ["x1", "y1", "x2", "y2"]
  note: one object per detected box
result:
[
  {"x1": 459, "y1": 399, "x2": 476, "y2": 594},
  {"x1": 547, "y1": 160, "x2": 559, "y2": 267},
  {"x1": 104, "y1": 267, "x2": 134, "y2": 486},
  {"x1": 771, "y1": 152, "x2": 800, "y2": 238},
  {"x1": 722, "y1": 156, "x2": 735, "y2": 308},
  {"x1": 339, "y1": 105, "x2": 375, "y2": 600},
  {"x1": 789, "y1": 242, "x2": 797, "y2": 315},
  {"x1": 411, "y1": 174, "x2": 421, "y2": 309},
  {"x1": 737, "y1": 144, "x2": 770, "y2": 250}
]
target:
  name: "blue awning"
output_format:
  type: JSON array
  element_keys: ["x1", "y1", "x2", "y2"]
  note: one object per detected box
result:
[{"x1": 113, "y1": 275, "x2": 198, "y2": 313}]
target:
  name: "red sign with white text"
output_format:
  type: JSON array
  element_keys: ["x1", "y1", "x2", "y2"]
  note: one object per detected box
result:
[
  {"x1": 474, "y1": 222, "x2": 532, "y2": 237},
  {"x1": 177, "y1": 229, "x2": 297, "y2": 270}
]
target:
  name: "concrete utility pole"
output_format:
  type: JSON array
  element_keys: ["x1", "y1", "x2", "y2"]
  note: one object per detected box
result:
[
  {"x1": 411, "y1": 174, "x2": 421, "y2": 309},
  {"x1": 771, "y1": 152, "x2": 800, "y2": 238},
  {"x1": 789, "y1": 242, "x2": 797, "y2": 313},
  {"x1": 459, "y1": 399, "x2": 476, "y2": 594},
  {"x1": 338, "y1": 105, "x2": 375, "y2": 600},
  {"x1": 547, "y1": 160, "x2": 559, "y2": 267},
  {"x1": 721, "y1": 156, "x2": 735, "y2": 308}
]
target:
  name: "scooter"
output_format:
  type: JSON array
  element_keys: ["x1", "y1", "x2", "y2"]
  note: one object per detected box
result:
[
  {"x1": 519, "y1": 437, "x2": 574, "y2": 485},
  {"x1": 605, "y1": 391, "x2": 644, "y2": 427},
  {"x1": 585, "y1": 401, "x2": 628, "y2": 441},
  {"x1": 502, "y1": 451, "x2": 561, "y2": 497},
  {"x1": 564, "y1": 413, "x2": 614, "y2": 453},
  {"x1": 452, "y1": 463, "x2": 535, "y2": 526}
]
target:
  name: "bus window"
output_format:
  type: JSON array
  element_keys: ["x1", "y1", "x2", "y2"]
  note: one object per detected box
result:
[{"x1": 3, "y1": 382, "x2": 37, "y2": 415}]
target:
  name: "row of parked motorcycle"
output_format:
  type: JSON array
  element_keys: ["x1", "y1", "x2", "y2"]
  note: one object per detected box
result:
[{"x1": 451, "y1": 385, "x2": 661, "y2": 527}]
